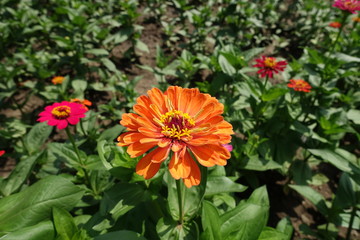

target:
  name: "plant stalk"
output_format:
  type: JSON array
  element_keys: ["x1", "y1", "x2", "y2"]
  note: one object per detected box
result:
[
  {"x1": 176, "y1": 179, "x2": 184, "y2": 225},
  {"x1": 345, "y1": 206, "x2": 357, "y2": 240},
  {"x1": 65, "y1": 127, "x2": 90, "y2": 185}
]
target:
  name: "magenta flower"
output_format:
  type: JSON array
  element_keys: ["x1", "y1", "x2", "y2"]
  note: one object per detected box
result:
[
  {"x1": 333, "y1": 0, "x2": 360, "y2": 14},
  {"x1": 253, "y1": 56, "x2": 287, "y2": 79},
  {"x1": 37, "y1": 101, "x2": 87, "y2": 129},
  {"x1": 0, "y1": 150, "x2": 5, "y2": 157},
  {"x1": 222, "y1": 144, "x2": 233, "y2": 152}
]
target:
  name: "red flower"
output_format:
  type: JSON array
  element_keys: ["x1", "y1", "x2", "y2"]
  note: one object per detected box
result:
[
  {"x1": 117, "y1": 86, "x2": 233, "y2": 187},
  {"x1": 287, "y1": 79, "x2": 312, "y2": 92},
  {"x1": 0, "y1": 150, "x2": 5, "y2": 157},
  {"x1": 70, "y1": 98, "x2": 92, "y2": 111},
  {"x1": 333, "y1": 0, "x2": 360, "y2": 14},
  {"x1": 37, "y1": 101, "x2": 87, "y2": 129},
  {"x1": 329, "y1": 21, "x2": 342, "y2": 28},
  {"x1": 253, "y1": 56, "x2": 287, "y2": 78}
]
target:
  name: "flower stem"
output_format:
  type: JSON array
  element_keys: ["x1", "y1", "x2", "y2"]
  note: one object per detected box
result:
[
  {"x1": 176, "y1": 179, "x2": 184, "y2": 224},
  {"x1": 345, "y1": 206, "x2": 357, "y2": 240},
  {"x1": 65, "y1": 127, "x2": 90, "y2": 185}
]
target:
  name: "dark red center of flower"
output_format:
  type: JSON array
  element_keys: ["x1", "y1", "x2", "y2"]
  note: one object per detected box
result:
[
  {"x1": 159, "y1": 110, "x2": 195, "y2": 140},
  {"x1": 51, "y1": 106, "x2": 71, "y2": 119}
]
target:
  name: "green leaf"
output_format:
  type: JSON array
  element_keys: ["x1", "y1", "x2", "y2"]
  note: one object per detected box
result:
[
  {"x1": 290, "y1": 160, "x2": 312, "y2": 185},
  {"x1": 239, "y1": 156, "x2": 282, "y2": 171},
  {"x1": 261, "y1": 87, "x2": 287, "y2": 102},
  {"x1": 333, "y1": 173, "x2": 359, "y2": 209},
  {"x1": 100, "y1": 183, "x2": 148, "y2": 221},
  {"x1": 0, "y1": 220, "x2": 55, "y2": 240},
  {"x1": 156, "y1": 217, "x2": 199, "y2": 240},
  {"x1": 335, "y1": 53, "x2": 360, "y2": 63},
  {"x1": 258, "y1": 227, "x2": 289, "y2": 240},
  {"x1": 276, "y1": 217, "x2": 293, "y2": 240},
  {"x1": 101, "y1": 58, "x2": 117, "y2": 72},
  {"x1": 71, "y1": 80, "x2": 87, "y2": 98},
  {"x1": 85, "y1": 49, "x2": 109, "y2": 56},
  {"x1": 289, "y1": 185, "x2": 328, "y2": 217},
  {"x1": 220, "y1": 186, "x2": 269, "y2": 240},
  {"x1": 242, "y1": 47, "x2": 265, "y2": 61},
  {"x1": 94, "y1": 230, "x2": 146, "y2": 240},
  {"x1": 219, "y1": 54, "x2": 236, "y2": 76},
  {"x1": 205, "y1": 176, "x2": 247, "y2": 196},
  {"x1": 347, "y1": 109, "x2": 360, "y2": 124},
  {"x1": 0, "y1": 153, "x2": 40, "y2": 196},
  {"x1": 308, "y1": 148, "x2": 360, "y2": 185},
  {"x1": 135, "y1": 40, "x2": 149, "y2": 53},
  {"x1": 52, "y1": 207, "x2": 78, "y2": 240},
  {"x1": 201, "y1": 201, "x2": 222, "y2": 240},
  {"x1": 0, "y1": 176, "x2": 84, "y2": 235},
  {"x1": 24, "y1": 122, "x2": 52, "y2": 155}
]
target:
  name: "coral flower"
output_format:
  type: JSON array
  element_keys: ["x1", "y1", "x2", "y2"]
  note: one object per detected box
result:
[
  {"x1": 287, "y1": 79, "x2": 312, "y2": 92},
  {"x1": 333, "y1": 0, "x2": 360, "y2": 14},
  {"x1": 0, "y1": 150, "x2": 5, "y2": 157},
  {"x1": 117, "y1": 86, "x2": 233, "y2": 187},
  {"x1": 253, "y1": 56, "x2": 287, "y2": 78},
  {"x1": 329, "y1": 21, "x2": 342, "y2": 28},
  {"x1": 37, "y1": 101, "x2": 87, "y2": 129},
  {"x1": 71, "y1": 98, "x2": 92, "y2": 111},
  {"x1": 51, "y1": 76, "x2": 65, "y2": 85}
]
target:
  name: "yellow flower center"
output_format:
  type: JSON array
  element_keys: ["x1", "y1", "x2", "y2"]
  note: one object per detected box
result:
[
  {"x1": 264, "y1": 57, "x2": 276, "y2": 68},
  {"x1": 51, "y1": 106, "x2": 71, "y2": 119},
  {"x1": 159, "y1": 110, "x2": 195, "y2": 140}
]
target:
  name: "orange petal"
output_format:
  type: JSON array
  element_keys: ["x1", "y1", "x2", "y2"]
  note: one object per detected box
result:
[
  {"x1": 136, "y1": 150, "x2": 161, "y2": 179},
  {"x1": 189, "y1": 144, "x2": 230, "y2": 167},
  {"x1": 138, "y1": 127, "x2": 164, "y2": 138},
  {"x1": 147, "y1": 88, "x2": 167, "y2": 113},
  {"x1": 127, "y1": 141, "x2": 157, "y2": 157},
  {"x1": 120, "y1": 113, "x2": 141, "y2": 131},
  {"x1": 169, "y1": 149, "x2": 191, "y2": 179},
  {"x1": 158, "y1": 138, "x2": 172, "y2": 148},
  {"x1": 151, "y1": 146, "x2": 171, "y2": 163},
  {"x1": 171, "y1": 141, "x2": 185, "y2": 152},
  {"x1": 183, "y1": 157, "x2": 201, "y2": 188},
  {"x1": 187, "y1": 135, "x2": 220, "y2": 146}
]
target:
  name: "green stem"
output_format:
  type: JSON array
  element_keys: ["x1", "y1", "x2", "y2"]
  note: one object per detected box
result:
[
  {"x1": 345, "y1": 207, "x2": 357, "y2": 240},
  {"x1": 321, "y1": 12, "x2": 348, "y2": 86},
  {"x1": 65, "y1": 127, "x2": 90, "y2": 185},
  {"x1": 262, "y1": 76, "x2": 269, "y2": 95},
  {"x1": 79, "y1": 119, "x2": 87, "y2": 137},
  {"x1": 176, "y1": 179, "x2": 184, "y2": 224}
]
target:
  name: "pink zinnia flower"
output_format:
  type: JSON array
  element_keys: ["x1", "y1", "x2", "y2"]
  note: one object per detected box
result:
[
  {"x1": 0, "y1": 150, "x2": 5, "y2": 157},
  {"x1": 37, "y1": 101, "x2": 87, "y2": 129},
  {"x1": 333, "y1": 0, "x2": 360, "y2": 14},
  {"x1": 253, "y1": 56, "x2": 287, "y2": 78}
]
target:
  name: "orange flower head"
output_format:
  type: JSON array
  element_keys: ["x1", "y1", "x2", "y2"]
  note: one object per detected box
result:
[
  {"x1": 117, "y1": 86, "x2": 234, "y2": 188},
  {"x1": 329, "y1": 21, "x2": 342, "y2": 28},
  {"x1": 70, "y1": 98, "x2": 92, "y2": 111},
  {"x1": 51, "y1": 76, "x2": 65, "y2": 85},
  {"x1": 287, "y1": 79, "x2": 312, "y2": 92}
]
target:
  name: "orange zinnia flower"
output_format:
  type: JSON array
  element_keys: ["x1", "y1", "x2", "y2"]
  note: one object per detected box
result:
[
  {"x1": 117, "y1": 86, "x2": 234, "y2": 187},
  {"x1": 329, "y1": 21, "x2": 342, "y2": 28},
  {"x1": 51, "y1": 76, "x2": 65, "y2": 85},
  {"x1": 70, "y1": 98, "x2": 92, "y2": 111},
  {"x1": 287, "y1": 79, "x2": 312, "y2": 92}
]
